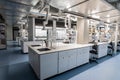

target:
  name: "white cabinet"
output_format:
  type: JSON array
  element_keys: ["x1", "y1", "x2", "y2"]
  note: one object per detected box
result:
[
  {"x1": 40, "y1": 52, "x2": 58, "y2": 80},
  {"x1": 58, "y1": 49, "x2": 77, "y2": 73},
  {"x1": 76, "y1": 47, "x2": 90, "y2": 66},
  {"x1": 68, "y1": 49, "x2": 77, "y2": 70},
  {"x1": 29, "y1": 48, "x2": 40, "y2": 78},
  {"x1": 59, "y1": 50, "x2": 69, "y2": 73},
  {"x1": 29, "y1": 45, "x2": 91, "y2": 80},
  {"x1": 98, "y1": 43, "x2": 108, "y2": 58}
]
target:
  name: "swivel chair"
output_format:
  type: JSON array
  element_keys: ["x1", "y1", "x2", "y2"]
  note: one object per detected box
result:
[
  {"x1": 89, "y1": 44, "x2": 98, "y2": 63},
  {"x1": 108, "y1": 42, "x2": 114, "y2": 56}
]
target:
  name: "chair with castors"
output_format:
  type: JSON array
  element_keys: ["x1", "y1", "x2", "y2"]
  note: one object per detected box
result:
[
  {"x1": 107, "y1": 42, "x2": 114, "y2": 56},
  {"x1": 89, "y1": 45, "x2": 98, "y2": 63}
]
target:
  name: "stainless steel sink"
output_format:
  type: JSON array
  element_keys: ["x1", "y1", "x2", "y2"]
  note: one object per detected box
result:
[
  {"x1": 37, "y1": 48, "x2": 51, "y2": 51},
  {"x1": 31, "y1": 45, "x2": 41, "y2": 47}
]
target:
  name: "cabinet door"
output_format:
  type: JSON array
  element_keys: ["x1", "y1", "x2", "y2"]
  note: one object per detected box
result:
[
  {"x1": 76, "y1": 48, "x2": 83, "y2": 66},
  {"x1": 68, "y1": 49, "x2": 77, "y2": 70},
  {"x1": 58, "y1": 49, "x2": 77, "y2": 73},
  {"x1": 82, "y1": 47, "x2": 90, "y2": 64},
  {"x1": 77, "y1": 47, "x2": 90, "y2": 66},
  {"x1": 58, "y1": 50, "x2": 69, "y2": 73},
  {"x1": 98, "y1": 44, "x2": 108, "y2": 58},
  {"x1": 40, "y1": 52, "x2": 58, "y2": 80}
]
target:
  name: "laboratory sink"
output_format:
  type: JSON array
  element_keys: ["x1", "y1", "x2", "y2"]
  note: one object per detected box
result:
[
  {"x1": 37, "y1": 48, "x2": 51, "y2": 51},
  {"x1": 31, "y1": 45, "x2": 41, "y2": 47}
]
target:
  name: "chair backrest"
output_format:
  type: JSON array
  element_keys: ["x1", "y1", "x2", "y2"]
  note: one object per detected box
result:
[
  {"x1": 109, "y1": 42, "x2": 113, "y2": 46},
  {"x1": 92, "y1": 44, "x2": 98, "y2": 51}
]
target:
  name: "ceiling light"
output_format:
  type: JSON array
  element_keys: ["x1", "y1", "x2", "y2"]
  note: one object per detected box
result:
[
  {"x1": 68, "y1": 8, "x2": 72, "y2": 11},
  {"x1": 67, "y1": 14, "x2": 70, "y2": 17},
  {"x1": 66, "y1": 3, "x2": 71, "y2": 8},
  {"x1": 30, "y1": 8, "x2": 39, "y2": 13},
  {"x1": 92, "y1": 15, "x2": 100, "y2": 19},
  {"x1": 107, "y1": 19, "x2": 110, "y2": 22},
  {"x1": 75, "y1": 11, "x2": 78, "y2": 12},
  {"x1": 107, "y1": 15, "x2": 110, "y2": 17}
]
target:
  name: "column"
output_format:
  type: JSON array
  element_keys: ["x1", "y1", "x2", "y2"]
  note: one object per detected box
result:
[
  {"x1": 77, "y1": 18, "x2": 89, "y2": 44},
  {"x1": 52, "y1": 20, "x2": 57, "y2": 48},
  {"x1": 114, "y1": 23, "x2": 119, "y2": 54},
  {"x1": 28, "y1": 17, "x2": 35, "y2": 41}
]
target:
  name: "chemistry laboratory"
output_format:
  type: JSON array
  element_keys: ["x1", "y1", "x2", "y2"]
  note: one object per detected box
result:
[{"x1": 0, "y1": 0, "x2": 120, "y2": 80}]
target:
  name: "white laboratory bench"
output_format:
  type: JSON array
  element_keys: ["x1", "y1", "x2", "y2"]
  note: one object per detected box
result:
[
  {"x1": 28, "y1": 42, "x2": 109, "y2": 80},
  {"x1": 28, "y1": 43, "x2": 93, "y2": 80},
  {"x1": 97, "y1": 42, "x2": 108, "y2": 58}
]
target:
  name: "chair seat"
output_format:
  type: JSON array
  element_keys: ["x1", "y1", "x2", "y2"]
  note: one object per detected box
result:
[{"x1": 90, "y1": 50, "x2": 97, "y2": 54}]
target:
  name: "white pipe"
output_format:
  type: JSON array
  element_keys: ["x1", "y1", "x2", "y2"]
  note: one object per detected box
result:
[
  {"x1": 68, "y1": 15, "x2": 71, "y2": 29},
  {"x1": 65, "y1": 17, "x2": 67, "y2": 28},
  {"x1": 114, "y1": 23, "x2": 118, "y2": 54},
  {"x1": 43, "y1": 5, "x2": 50, "y2": 30}
]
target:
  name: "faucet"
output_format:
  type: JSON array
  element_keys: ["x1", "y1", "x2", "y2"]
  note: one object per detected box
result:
[{"x1": 43, "y1": 40, "x2": 48, "y2": 47}]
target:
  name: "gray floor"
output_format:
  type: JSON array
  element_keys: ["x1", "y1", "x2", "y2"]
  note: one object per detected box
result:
[{"x1": 0, "y1": 41, "x2": 120, "y2": 80}]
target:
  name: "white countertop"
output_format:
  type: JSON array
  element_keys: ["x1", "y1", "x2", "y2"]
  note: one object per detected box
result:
[
  {"x1": 29, "y1": 43, "x2": 93, "y2": 55},
  {"x1": 29, "y1": 42, "x2": 109, "y2": 55},
  {"x1": 97, "y1": 42, "x2": 108, "y2": 45}
]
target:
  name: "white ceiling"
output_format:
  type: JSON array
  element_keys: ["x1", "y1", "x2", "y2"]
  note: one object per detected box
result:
[
  {"x1": 0, "y1": 0, "x2": 120, "y2": 26},
  {"x1": 50, "y1": 0, "x2": 120, "y2": 23},
  {"x1": 0, "y1": 0, "x2": 38, "y2": 26}
]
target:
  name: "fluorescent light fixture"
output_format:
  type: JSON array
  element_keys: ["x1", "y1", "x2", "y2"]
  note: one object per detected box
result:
[
  {"x1": 30, "y1": 8, "x2": 39, "y2": 13},
  {"x1": 107, "y1": 19, "x2": 110, "y2": 22},
  {"x1": 92, "y1": 15, "x2": 100, "y2": 18},
  {"x1": 75, "y1": 11, "x2": 78, "y2": 12},
  {"x1": 17, "y1": 21, "x2": 25, "y2": 25},
  {"x1": 66, "y1": 3, "x2": 71, "y2": 8},
  {"x1": 31, "y1": 0, "x2": 39, "y2": 5},
  {"x1": 107, "y1": 15, "x2": 110, "y2": 17},
  {"x1": 68, "y1": 8, "x2": 72, "y2": 11}
]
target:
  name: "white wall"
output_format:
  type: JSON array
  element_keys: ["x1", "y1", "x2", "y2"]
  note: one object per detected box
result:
[{"x1": 6, "y1": 26, "x2": 13, "y2": 41}]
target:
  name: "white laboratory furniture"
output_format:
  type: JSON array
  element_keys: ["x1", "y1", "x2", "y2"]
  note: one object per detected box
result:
[
  {"x1": 97, "y1": 42, "x2": 108, "y2": 58},
  {"x1": 89, "y1": 42, "x2": 108, "y2": 59},
  {"x1": 28, "y1": 43, "x2": 92, "y2": 80}
]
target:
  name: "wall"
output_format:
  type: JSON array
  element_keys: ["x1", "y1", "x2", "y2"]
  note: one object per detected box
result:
[{"x1": 6, "y1": 26, "x2": 13, "y2": 41}]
